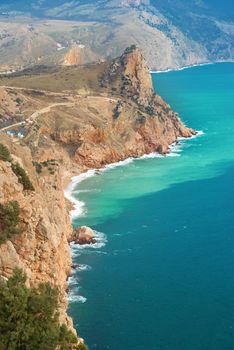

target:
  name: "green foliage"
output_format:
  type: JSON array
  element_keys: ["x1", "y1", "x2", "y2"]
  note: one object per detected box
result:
[
  {"x1": 32, "y1": 161, "x2": 42, "y2": 174},
  {"x1": 0, "y1": 269, "x2": 81, "y2": 350},
  {"x1": 11, "y1": 162, "x2": 34, "y2": 191},
  {"x1": 124, "y1": 44, "x2": 137, "y2": 54},
  {"x1": 0, "y1": 201, "x2": 22, "y2": 245},
  {"x1": 113, "y1": 101, "x2": 123, "y2": 120},
  {"x1": 0, "y1": 143, "x2": 11, "y2": 162},
  {"x1": 145, "y1": 106, "x2": 155, "y2": 116},
  {"x1": 15, "y1": 98, "x2": 22, "y2": 105}
]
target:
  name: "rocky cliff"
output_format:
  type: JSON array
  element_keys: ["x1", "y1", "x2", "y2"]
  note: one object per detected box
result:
[
  {"x1": 0, "y1": 139, "x2": 78, "y2": 335},
  {"x1": 0, "y1": 47, "x2": 195, "y2": 344},
  {"x1": 58, "y1": 47, "x2": 195, "y2": 167}
]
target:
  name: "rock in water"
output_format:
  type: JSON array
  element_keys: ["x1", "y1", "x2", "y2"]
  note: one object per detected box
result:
[{"x1": 72, "y1": 226, "x2": 96, "y2": 245}]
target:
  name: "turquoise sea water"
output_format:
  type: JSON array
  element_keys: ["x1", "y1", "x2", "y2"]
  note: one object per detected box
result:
[{"x1": 68, "y1": 63, "x2": 234, "y2": 350}]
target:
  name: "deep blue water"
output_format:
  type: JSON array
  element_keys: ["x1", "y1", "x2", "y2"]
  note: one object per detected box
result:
[{"x1": 68, "y1": 63, "x2": 234, "y2": 350}]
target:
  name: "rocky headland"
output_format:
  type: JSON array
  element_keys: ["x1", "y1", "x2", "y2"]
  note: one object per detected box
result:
[{"x1": 0, "y1": 47, "x2": 195, "y2": 345}]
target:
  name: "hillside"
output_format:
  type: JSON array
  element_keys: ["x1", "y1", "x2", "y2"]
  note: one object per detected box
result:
[
  {"x1": 0, "y1": 47, "x2": 195, "y2": 166},
  {"x1": 0, "y1": 0, "x2": 233, "y2": 72}
]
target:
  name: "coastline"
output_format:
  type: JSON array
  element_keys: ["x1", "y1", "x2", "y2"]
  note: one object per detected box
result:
[
  {"x1": 63, "y1": 129, "x2": 204, "y2": 316},
  {"x1": 64, "y1": 130, "x2": 204, "y2": 227},
  {"x1": 151, "y1": 60, "x2": 234, "y2": 74}
]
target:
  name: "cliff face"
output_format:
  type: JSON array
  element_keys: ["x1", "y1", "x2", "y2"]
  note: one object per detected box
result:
[
  {"x1": 64, "y1": 44, "x2": 84, "y2": 66},
  {"x1": 56, "y1": 47, "x2": 195, "y2": 168},
  {"x1": 0, "y1": 87, "x2": 23, "y2": 128},
  {"x1": 0, "y1": 141, "x2": 74, "y2": 328},
  {"x1": 103, "y1": 47, "x2": 153, "y2": 107}
]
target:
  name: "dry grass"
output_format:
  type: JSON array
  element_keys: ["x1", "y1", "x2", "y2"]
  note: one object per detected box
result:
[{"x1": 0, "y1": 63, "x2": 109, "y2": 94}]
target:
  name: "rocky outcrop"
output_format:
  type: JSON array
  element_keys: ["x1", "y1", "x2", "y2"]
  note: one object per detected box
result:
[
  {"x1": 102, "y1": 46, "x2": 153, "y2": 107},
  {"x1": 66, "y1": 47, "x2": 195, "y2": 168},
  {"x1": 64, "y1": 44, "x2": 84, "y2": 66},
  {"x1": 63, "y1": 44, "x2": 99, "y2": 66},
  {"x1": 70, "y1": 226, "x2": 96, "y2": 245}
]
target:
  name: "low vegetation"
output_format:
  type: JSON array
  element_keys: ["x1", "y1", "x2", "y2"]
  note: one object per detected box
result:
[
  {"x1": 33, "y1": 159, "x2": 58, "y2": 175},
  {"x1": 0, "y1": 143, "x2": 11, "y2": 162},
  {"x1": 113, "y1": 101, "x2": 123, "y2": 119},
  {"x1": 15, "y1": 97, "x2": 22, "y2": 106},
  {"x1": 11, "y1": 162, "x2": 35, "y2": 191},
  {"x1": 0, "y1": 200, "x2": 22, "y2": 245},
  {"x1": 124, "y1": 45, "x2": 137, "y2": 54},
  {"x1": 0, "y1": 143, "x2": 34, "y2": 191},
  {"x1": 0, "y1": 269, "x2": 87, "y2": 350},
  {"x1": 33, "y1": 161, "x2": 43, "y2": 174}
]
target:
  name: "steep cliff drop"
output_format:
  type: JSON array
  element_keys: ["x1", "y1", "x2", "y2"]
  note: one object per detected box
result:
[{"x1": 0, "y1": 47, "x2": 195, "y2": 346}]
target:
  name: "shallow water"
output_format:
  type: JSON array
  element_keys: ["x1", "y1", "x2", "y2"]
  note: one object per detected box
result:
[{"x1": 68, "y1": 63, "x2": 234, "y2": 350}]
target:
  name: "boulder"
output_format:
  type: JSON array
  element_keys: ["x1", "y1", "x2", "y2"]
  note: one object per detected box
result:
[{"x1": 71, "y1": 226, "x2": 96, "y2": 245}]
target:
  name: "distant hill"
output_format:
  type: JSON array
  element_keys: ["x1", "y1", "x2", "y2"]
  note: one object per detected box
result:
[{"x1": 0, "y1": 0, "x2": 233, "y2": 71}]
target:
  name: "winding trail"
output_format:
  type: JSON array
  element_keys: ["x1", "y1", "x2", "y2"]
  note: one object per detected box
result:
[
  {"x1": 0, "y1": 85, "x2": 118, "y2": 133},
  {"x1": 0, "y1": 102, "x2": 76, "y2": 132}
]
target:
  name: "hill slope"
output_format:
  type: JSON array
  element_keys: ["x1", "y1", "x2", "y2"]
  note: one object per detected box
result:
[{"x1": 0, "y1": 0, "x2": 233, "y2": 71}]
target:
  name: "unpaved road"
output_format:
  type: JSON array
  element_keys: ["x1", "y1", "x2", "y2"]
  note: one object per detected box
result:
[
  {"x1": 0, "y1": 102, "x2": 75, "y2": 132},
  {"x1": 0, "y1": 85, "x2": 118, "y2": 133}
]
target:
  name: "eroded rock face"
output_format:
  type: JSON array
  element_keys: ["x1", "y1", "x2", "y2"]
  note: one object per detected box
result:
[
  {"x1": 0, "y1": 143, "x2": 74, "y2": 329},
  {"x1": 63, "y1": 44, "x2": 99, "y2": 66},
  {"x1": 59, "y1": 47, "x2": 195, "y2": 168},
  {"x1": 102, "y1": 46, "x2": 153, "y2": 107},
  {"x1": 64, "y1": 44, "x2": 83, "y2": 66}
]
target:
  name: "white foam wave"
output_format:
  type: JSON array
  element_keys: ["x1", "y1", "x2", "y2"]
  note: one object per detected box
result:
[
  {"x1": 138, "y1": 152, "x2": 164, "y2": 160},
  {"x1": 103, "y1": 157, "x2": 134, "y2": 170},
  {"x1": 77, "y1": 264, "x2": 92, "y2": 272},
  {"x1": 151, "y1": 62, "x2": 214, "y2": 74},
  {"x1": 67, "y1": 275, "x2": 78, "y2": 286},
  {"x1": 73, "y1": 231, "x2": 107, "y2": 250},
  {"x1": 190, "y1": 130, "x2": 205, "y2": 139},
  {"x1": 64, "y1": 169, "x2": 96, "y2": 219},
  {"x1": 68, "y1": 292, "x2": 87, "y2": 304}
]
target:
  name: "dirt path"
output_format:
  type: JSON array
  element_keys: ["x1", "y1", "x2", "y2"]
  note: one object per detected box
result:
[
  {"x1": 0, "y1": 86, "x2": 118, "y2": 133},
  {"x1": 0, "y1": 102, "x2": 75, "y2": 132}
]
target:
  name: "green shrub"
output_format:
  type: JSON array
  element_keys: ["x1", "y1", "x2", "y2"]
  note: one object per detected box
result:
[
  {"x1": 0, "y1": 269, "x2": 82, "y2": 350},
  {"x1": 33, "y1": 161, "x2": 42, "y2": 174},
  {"x1": 15, "y1": 97, "x2": 22, "y2": 105},
  {"x1": 0, "y1": 200, "x2": 22, "y2": 244},
  {"x1": 145, "y1": 106, "x2": 155, "y2": 116},
  {"x1": 0, "y1": 143, "x2": 11, "y2": 162},
  {"x1": 11, "y1": 162, "x2": 35, "y2": 191},
  {"x1": 124, "y1": 44, "x2": 137, "y2": 54}
]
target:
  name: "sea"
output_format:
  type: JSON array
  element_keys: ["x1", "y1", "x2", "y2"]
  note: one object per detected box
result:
[{"x1": 67, "y1": 62, "x2": 234, "y2": 350}]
